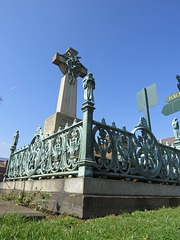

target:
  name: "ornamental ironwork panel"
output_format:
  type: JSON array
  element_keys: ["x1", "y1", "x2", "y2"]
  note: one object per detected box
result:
[
  {"x1": 5, "y1": 120, "x2": 83, "y2": 181},
  {"x1": 92, "y1": 120, "x2": 180, "y2": 183}
]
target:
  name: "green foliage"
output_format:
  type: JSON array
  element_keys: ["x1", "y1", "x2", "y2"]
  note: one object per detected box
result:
[
  {"x1": 0, "y1": 191, "x2": 16, "y2": 201},
  {"x1": 0, "y1": 206, "x2": 180, "y2": 239},
  {"x1": 35, "y1": 192, "x2": 51, "y2": 211},
  {"x1": 0, "y1": 188, "x2": 50, "y2": 211}
]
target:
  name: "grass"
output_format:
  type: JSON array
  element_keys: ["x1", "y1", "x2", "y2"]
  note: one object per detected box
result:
[{"x1": 0, "y1": 206, "x2": 180, "y2": 239}]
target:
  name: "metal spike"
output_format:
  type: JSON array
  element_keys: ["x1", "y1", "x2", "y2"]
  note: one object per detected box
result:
[
  {"x1": 101, "y1": 118, "x2": 106, "y2": 125},
  {"x1": 112, "y1": 121, "x2": 116, "y2": 128}
]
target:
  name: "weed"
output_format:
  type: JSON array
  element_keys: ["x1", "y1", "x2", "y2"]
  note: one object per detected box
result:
[
  {"x1": 0, "y1": 190, "x2": 16, "y2": 201},
  {"x1": 0, "y1": 185, "x2": 50, "y2": 212}
]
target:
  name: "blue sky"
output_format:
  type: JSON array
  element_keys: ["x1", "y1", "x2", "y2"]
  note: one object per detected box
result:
[{"x1": 0, "y1": 0, "x2": 180, "y2": 158}]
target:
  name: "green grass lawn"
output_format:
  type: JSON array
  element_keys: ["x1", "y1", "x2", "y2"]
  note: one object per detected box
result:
[{"x1": 0, "y1": 206, "x2": 180, "y2": 240}]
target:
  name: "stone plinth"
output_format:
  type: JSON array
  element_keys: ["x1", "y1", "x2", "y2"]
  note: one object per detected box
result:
[
  {"x1": 1, "y1": 178, "x2": 180, "y2": 218},
  {"x1": 43, "y1": 112, "x2": 81, "y2": 137}
]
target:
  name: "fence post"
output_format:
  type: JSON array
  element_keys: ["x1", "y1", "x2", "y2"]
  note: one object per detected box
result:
[
  {"x1": 78, "y1": 73, "x2": 95, "y2": 177},
  {"x1": 4, "y1": 130, "x2": 19, "y2": 181}
]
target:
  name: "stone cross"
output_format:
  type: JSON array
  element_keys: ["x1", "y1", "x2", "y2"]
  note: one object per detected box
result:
[{"x1": 52, "y1": 47, "x2": 87, "y2": 117}]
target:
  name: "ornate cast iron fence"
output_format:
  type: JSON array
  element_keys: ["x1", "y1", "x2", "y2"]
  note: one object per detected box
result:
[
  {"x1": 4, "y1": 120, "x2": 83, "y2": 181},
  {"x1": 4, "y1": 71, "x2": 180, "y2": 184},
  {"x1": 92, "y1": 119, "x2": 180, "y2": 184}
]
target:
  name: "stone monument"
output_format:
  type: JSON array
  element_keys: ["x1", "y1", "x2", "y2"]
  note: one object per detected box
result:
[{"x1": 43, "y1": 47, "x2": 87, "y2": 136}]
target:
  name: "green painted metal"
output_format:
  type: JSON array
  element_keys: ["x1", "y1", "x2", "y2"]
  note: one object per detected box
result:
[
  {"x1": 5, "y1": 130, "x2": 19, "y2": 177},
  {"x1": 83, "y1": 73, "x2": 95, "y2": 102},
  {"x1": 65, "y1": 49, "x2": 83, "y2": 84},
  {"x1": 78, "y1": 73, "x2": 96, "y2": 177},
  {"x1": 4, "y1": 120, "x2": 83, "y2": 181},
  {"x1": 92, "y1": 118, "x2": 180, "y2": 182},
  {"x1": 4, "y1": 69, "x2": 180, "y2": 183},
  {"x1": 161, "y1": 99, "x2": 180, "y2": 116},
  {"x1": 165, "y1": 91, "x2": 180, "y2": 103},
  {"x1": 172, "y1": 117, "x2": 180, "y2": 139}
]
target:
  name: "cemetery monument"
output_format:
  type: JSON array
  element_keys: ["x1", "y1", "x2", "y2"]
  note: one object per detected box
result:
[
  {"x1": 1, "y1": 48, "x2": 180, "y2": 218},
  {"x1": 43, "y1": 47, "x2": 87, "y2": 136}
]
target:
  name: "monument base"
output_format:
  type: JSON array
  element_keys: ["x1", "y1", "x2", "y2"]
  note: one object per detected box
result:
[
  {"x1": 43, "y1": 112, "x2": 81, "y2": 137},
  {"x1": 0, "y1": 178, "x2": 180, "y2": 219}
]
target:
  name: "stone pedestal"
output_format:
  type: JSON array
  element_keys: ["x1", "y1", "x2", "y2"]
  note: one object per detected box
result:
[
  {"x1": 43, "y1": 112, "x2": 81, "y2": 137},
  {"x1": 1, "y1": 178, "x2": 180, "y2": 219}
]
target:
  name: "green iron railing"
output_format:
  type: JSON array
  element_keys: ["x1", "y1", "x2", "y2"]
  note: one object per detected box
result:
[
  {"x1": 92, "y1": 119, "x2": 180, "y2": 183},
  {"x1": 4, "y1": 120, "x2": 82, "y2": 181},
  {"x1": 4, "y1": 72, "x2": 180, "y2": 183}
]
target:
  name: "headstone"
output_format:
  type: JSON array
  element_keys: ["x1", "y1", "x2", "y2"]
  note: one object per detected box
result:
[{"x1": 43, "y1": 48, "x2": 87, "y2": 136}]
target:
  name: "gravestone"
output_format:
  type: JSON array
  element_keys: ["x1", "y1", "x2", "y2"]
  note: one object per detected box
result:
[{"x1": 43, "y1": 48, "x2": 87, "y2": 136}]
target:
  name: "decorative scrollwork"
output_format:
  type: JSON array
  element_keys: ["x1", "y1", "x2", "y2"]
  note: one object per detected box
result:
[
  {"x1": 5, "y1": 123, "x2": 82, "y2": 180},
  {"x1": 116, "y1": 133, "x2": 135, "y2": 174},
  {"x1": 93, "y1": 125, "x2": 113, "y2": 170},
  {"x1": 132, "y1": 127, "x2": 161, "y2": 179},
  {"x1": 5, "y1": 118, "x2": 180, "y2": 183},
  {"x1": 92, "y1": 123, "x2": 134, "y2": 174},
  {"x1": 159, "y1": 147, "x2": 180, "y2": 181},
  {"x1": 26, "y1": 136, "x2": 43, "y2": 177}
]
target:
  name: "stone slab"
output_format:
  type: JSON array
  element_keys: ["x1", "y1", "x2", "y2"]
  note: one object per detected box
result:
[
  {"x1": 0, "y1": 178, "x2": 84, "y2": 194},
  {"x1": 43, "y1": 112, "x2": 81, "y2": 137},
  {"x1": 1, "y1": 178, "x2": 180, "y2": 218},
  {"x1": 82, "y1": 195, "x2": 180, "y2": 218},
  {"x1": 2, "y1": 178, "x2": 180, "y2": 197},
  {"x1": 0, "y1": 199, "x2": 45, "y2": 218},
  {"x1": 83, "y1": 178, "x2": 180, "y2": 197}
]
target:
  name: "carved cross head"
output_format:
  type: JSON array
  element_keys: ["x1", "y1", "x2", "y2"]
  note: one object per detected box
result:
[{"x1": 52, "y1": 47, "x2": 87, "y2": 84}]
